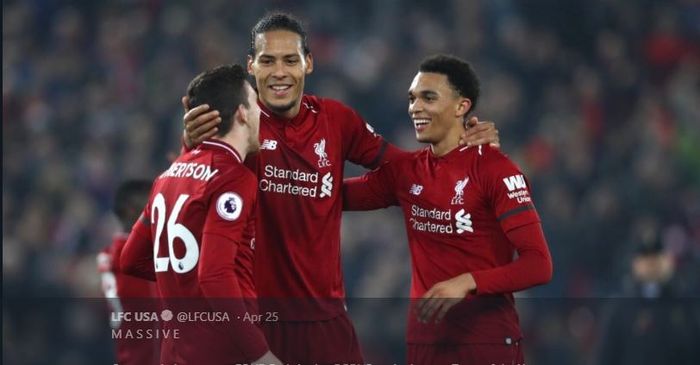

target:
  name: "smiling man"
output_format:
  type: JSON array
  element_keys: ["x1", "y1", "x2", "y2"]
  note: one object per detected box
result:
[
  {"x1": 181, "y1": 13, "x2": 501, "y2": 364},
  {"x1": 343, "y1": 54, "x2": 553, "y2": 365},
  {"x1": 251, "y1": 26, "x2": 310, "y2": 118}
]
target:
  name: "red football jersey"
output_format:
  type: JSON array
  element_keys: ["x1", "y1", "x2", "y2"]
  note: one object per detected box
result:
[
  {"x1": 244, "y1": 95, "x2": 401, "y2": 320},
  {"x1": 343, "y1": 145, "x2": 551, "y2": 344},
  {"x1": 98, "y1": 234, "x2": 160, "y2": 365},
  {"x1": 122, "y1": 140, "x2": 267, "y2": 363},
  {"x1": 103, "y1": 233, "x2": 159, "y2": 298}
]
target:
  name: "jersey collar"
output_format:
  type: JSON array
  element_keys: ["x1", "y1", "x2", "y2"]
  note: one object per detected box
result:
[
  {"x1": 258, "y1": 95, "x2": 313, "y2": 126},
  {"x1": 200, "y1": 139, "x2": 242, "y2": 163},
  {"x1": 427, "y1": 144, "x2": 468, "y2": 162}
]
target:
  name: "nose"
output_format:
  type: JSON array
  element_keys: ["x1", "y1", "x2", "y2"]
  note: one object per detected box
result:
[{"x1": 272, "y1": 61, "x2": 286, "y2": 78}]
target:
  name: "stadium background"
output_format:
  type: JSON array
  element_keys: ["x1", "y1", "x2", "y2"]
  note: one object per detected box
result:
[{"x1": 3, "y1": 0, "x2": 699, "y2": 364}]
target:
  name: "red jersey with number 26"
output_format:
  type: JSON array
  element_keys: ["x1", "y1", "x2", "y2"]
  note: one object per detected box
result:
[
  {"x1": 122, "y1": 140, "x2": 266, "y2": 363},
  {"x1": 343, "y1": 145, "x2": 551, "y2": 344}
]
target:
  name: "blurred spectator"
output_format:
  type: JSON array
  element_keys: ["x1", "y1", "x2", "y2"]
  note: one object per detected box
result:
[
  {"x1": 96, "y1": 179, "x2": 160, "y2": 365},
  {"x1": 595, "y1": 229, "x2": 700, "y2": 365}
]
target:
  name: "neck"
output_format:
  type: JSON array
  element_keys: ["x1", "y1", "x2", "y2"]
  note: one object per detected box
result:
[
  {"x1": 212, "y1": 133, "x2": 248, "y2": 161},
  {"x1": 261, "y1": 98, "x2": 301, "y2": 120},
  {"x1": 430, "y1": 124, "x2": 466, "y2": 157}
]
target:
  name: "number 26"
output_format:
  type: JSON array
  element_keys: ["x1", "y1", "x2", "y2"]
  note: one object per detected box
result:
[{"x1": 151, "y1": 193, "x2": 199, "y2": 273}]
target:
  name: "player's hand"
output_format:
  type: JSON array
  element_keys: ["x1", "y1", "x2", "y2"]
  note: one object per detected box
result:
[
  {"x1": 251, "y1": 350, "x2": 282, "y2": 365},
  {"x1": 459, "y1": 116, "x2": 500, "y2": 148},
  {"x1": 182, "y1": 96, "x2": 221, "y2": 149},
  {"x1": 416, "y1": 273, "x2": 476, "y2": 324}
]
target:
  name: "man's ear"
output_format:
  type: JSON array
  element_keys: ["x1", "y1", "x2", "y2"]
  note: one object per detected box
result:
[
  {"x1": 456, "y1": 98, "x2": 472, "y2": 118},
  {"x1": 305, "y1": 53, "x2": 314, "y2": 75},
  {"x1": 235, "y1": 104, "x2": 249, "y2": 127},
  {"x1": 247, "y1": 55, "x2": 254, "y2": 75}
]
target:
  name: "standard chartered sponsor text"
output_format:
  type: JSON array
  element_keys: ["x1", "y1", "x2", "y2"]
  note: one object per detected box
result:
[
  {"x1": 264, "y1": 164, "x2": 318, "y2": 182},
  {"x1": 411, "y1": 204, "x2": 452, "y2": 220},
  {"x1": 410, "y1": 217, "x2": 455, "y2": 234},
  {"x1": 410, "y1": 204, "x2": 456, "y2": 234},
  {"x1": 259, "y1": 164, "x2": 322, "y2": 197}
]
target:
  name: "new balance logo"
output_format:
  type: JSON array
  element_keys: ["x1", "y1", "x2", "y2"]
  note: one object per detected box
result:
[
  {"x1": 320, "y1": 172, "x2": 333, "y2": 198},
  {"x1": 455, "y1": 209, "x2": 473, "y2": 234},
  {"x1": 409, "y1": 184, "x2": 423, "y2": 196},
  {"x1": 503, "y1": 175, "x2": 526, "y2": 191},
  {"x1": 261, "y1": 139, "x2": 278, "y2": 150}
]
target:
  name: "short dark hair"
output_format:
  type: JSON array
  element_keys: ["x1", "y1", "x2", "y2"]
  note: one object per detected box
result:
[
  {"x1": 114, "y1": 180, "x2": 151, "y2": 229},
  {"x1": 249, "y1": 12, "x2": 310, "y2": 56},
  {"x1": 187, "y1": 64, "x2": 250, "y2": 137},
  {"x1": 419, "y1": 54, "x2": 480, "y2": 112}
]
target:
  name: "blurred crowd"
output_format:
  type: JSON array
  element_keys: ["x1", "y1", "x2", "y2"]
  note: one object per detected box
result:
[{"x1": 3, "y1": 0, "x2": 699, "y2": 364}]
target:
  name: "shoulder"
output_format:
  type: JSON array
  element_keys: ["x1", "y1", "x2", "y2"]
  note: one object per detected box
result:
[
  {"x1": 402, "y1": 148, "x2": 425, "y2": 163},
  {"x1": 206, "y1": 165, "x2": 257, "y2": 220},
  {"x1": 108, "y1": 233, "x2": 128, "y2": 254},
  {"x1": 209, "y1": 158, "x2": 257, "y2": 192},
  {"x1": 112, "y1": 233, "x2": 129, "y2": 247},
  {"x1": 216, "y1": 161, "x2": 256, "y2": 182},
  {"x1": 309, "y1": 95, "x2": 356, "y2": 116},
  {"x1": 469, "y1": 146, "x2": 532, "y2": 194},
  {"x1": 379, "y1": 148, "x2": 423, "y2": 172},
  {"x1": 472, "y1": 145, "x2": 521, "y2": 172}
]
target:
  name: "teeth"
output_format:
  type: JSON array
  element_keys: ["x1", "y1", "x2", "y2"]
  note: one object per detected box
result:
[
  {"x1": 414, "y1": 119, "x2": 430, "y2": 126},
  {"x1": 271, "y1": 85, "x2": 290, "y2": 91}
]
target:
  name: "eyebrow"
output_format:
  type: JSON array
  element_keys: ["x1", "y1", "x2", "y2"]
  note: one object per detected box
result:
[
  {"x1": 409, "y1": 90, "x2": 439, "y2": 98},
  {"x1": 259, "y1": 53, "x2": 301, "y2": 59}
]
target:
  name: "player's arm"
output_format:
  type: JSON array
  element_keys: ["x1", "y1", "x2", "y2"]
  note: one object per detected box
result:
[
  {"x1": 198, "y1": 233, "x2": 271, "y2": 362},
  {"x1": 338, "y1": 102, "x2": 404, "y2": 169},
  {"x1": 198, "y1": 175, "x2": 254, "y2": 299},
  {"x1": 418, "y1": 149, "x2": 552, "y2": 323},
  {"x1": 96, "y1": 247, "x2": 116, "y2": 296},
  {"x1": 342, "y1": 163, "x2": 399, "y2": 211},
  {"x1": 97, "y1": 245, "x2": 126, "y2": 329},
  {"x1": 121, "y1": 212, "x2": 156, "y2": 281},
  {"x1": 469, "y1": 152, "x2": 553, "y2": 294},
  {"x1": 339, "y1": 101, "x2": 499, "y2": 169},
  {"x1": 417, "y1": 225, "x2": 551, "y2": 324},
  {"x1": 199, "y1": 174, "x2": 274, "y2": 363},
  {"x1": 199, "y1": 237, "x2": 279, "y2": 365},
  {"x1": 235, "y1": 212, "x2": 257, "y2": 299},
  {"x1": 469, "y1": 222, "x2": 552, "y2": 294},
  {"x1": 110, "y1": 235, "x2": 129, "y2": 274}
]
